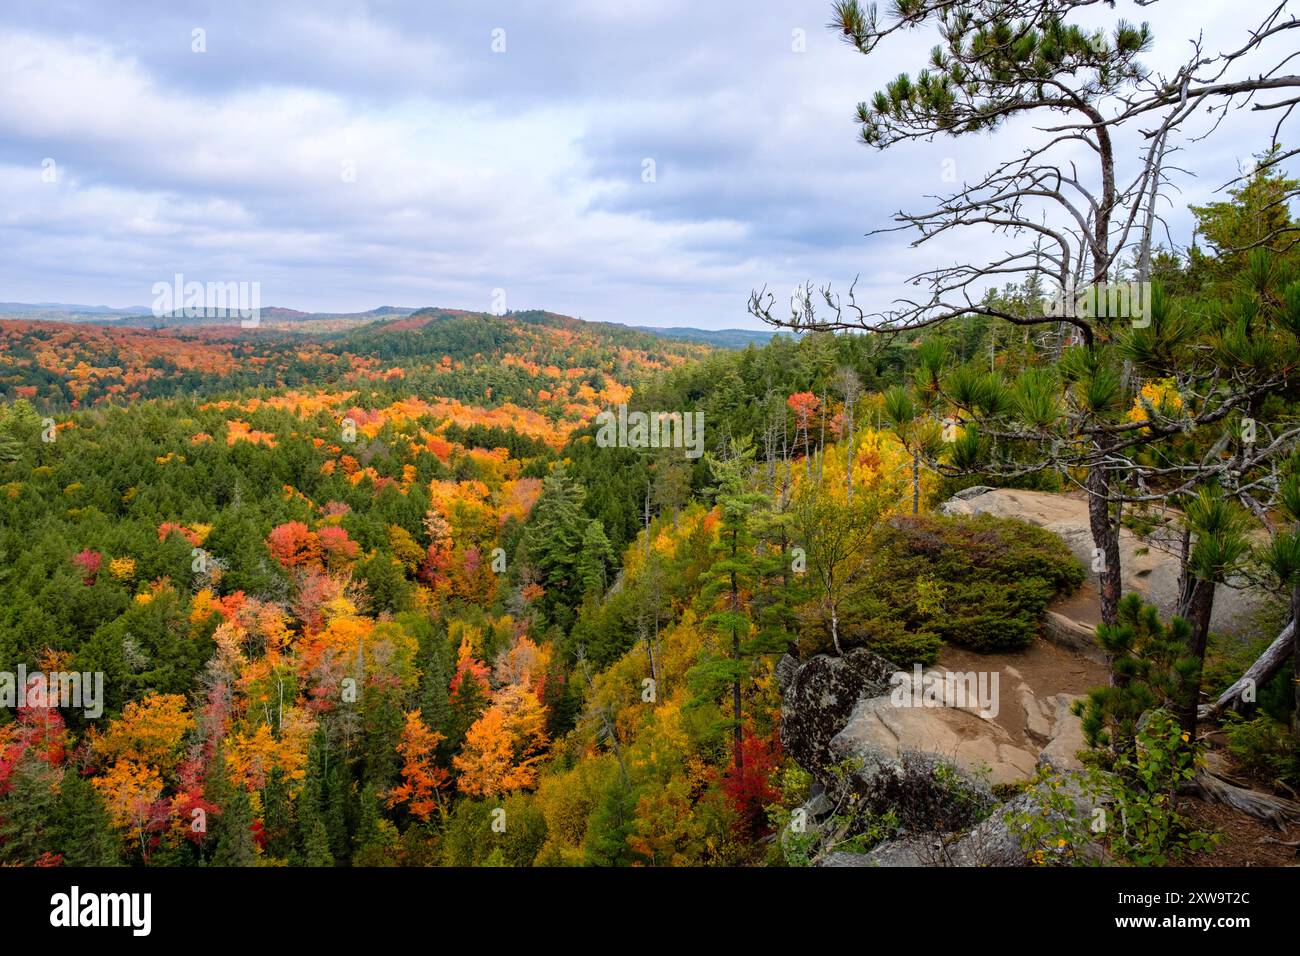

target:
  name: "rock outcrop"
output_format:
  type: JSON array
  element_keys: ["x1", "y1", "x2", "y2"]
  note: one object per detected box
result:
[
  {"x1": 787, "y1": 655, "x2": 1088, "y2": 785},
  {"x1": 939, "y1": 487, "x2": 1274, "y2": 638},
  {"x1": 782, "y1": 647, "x2": 1095, "y2": 865},
  {"x1": 820, "y1": 772, "x2": 1105, "y2": 867},
  {"x1": 779, "y1": 648, "x2": 895, "y2": 776}
]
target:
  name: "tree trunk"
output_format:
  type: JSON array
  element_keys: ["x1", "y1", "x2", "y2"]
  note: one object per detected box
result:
[
  {"x1": 1202, "y1": 619, "x2": 1294, "y2": 719},
  {"x1": 1086, "y1": 462, "x2": 1122, "y2": 627},
  {"x1": 1292, "y1": 579, "x2": 1300, "y2": 731},
  {"x1": 1179, "y1": 578, "x2": 1216, "y2": 737},
  {"x1": 911, "y1": 449, "x2": 920, "y2": 516},
  {"x1": 1175, "y1": 524, "x2": 1195, "y2": 620},
  {"x1": 1181, "y1": 770, "x2": 1300, "y2": 829}
]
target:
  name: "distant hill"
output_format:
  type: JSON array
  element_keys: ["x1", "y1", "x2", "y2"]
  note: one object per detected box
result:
[
  {"x1": 0, "y1": 302, "x2": 152, "y2": 318},
  {"x1": 0, "y1": 301, "x2": 769, "y2": 345},
  {"x1": 0, "y1": 306, "x2": 714, "y2": 409},
  {"x1": 632, "y1": 325, "x2": 777, "y2": 348}
]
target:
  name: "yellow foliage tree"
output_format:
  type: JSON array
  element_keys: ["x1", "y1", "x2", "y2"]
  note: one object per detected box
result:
[
  {"x1": 94, "y1": 693, "x2": 194, "y2": 777},
  {"x1": 108, "y1": 557, "x2": 136, "y2": 581},
  {"x1": 92, "y1": 759, "x2": 166, "y2": 857},
  {"x1": 453, "y1": 684, "x2": 549, "y2": 797}
]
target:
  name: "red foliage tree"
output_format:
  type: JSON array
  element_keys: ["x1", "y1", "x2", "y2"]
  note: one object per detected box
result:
[
  {"x1": 71, "y1": 549, "x2": 102, "y2": 585},
  {"x1": 317, "y1": 525, "x2": 359, "y2": 569},
  {"x1": 0, "y1": 707, "x2": 67, "y2": 795},
  {"x1": 787, "y1": 391, "x2": 822, "y2": 461},
  {"x1": 721, "y1": 731, "x2": 781, "y2": 837},
  {"x1": 386, "y1": 710, "x2": 450, "y2": 821},
  {"x1": 266, "y1": 521, "x2": 319, "y2": 568},
  {"x1": 449, "y1": 636, "x2": 490, "y2": 705}
]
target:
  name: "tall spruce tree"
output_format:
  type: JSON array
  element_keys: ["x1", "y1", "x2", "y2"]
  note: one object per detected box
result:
[
  {"x1": 55, "y1": 770, "x2": 121, "y2": 867},
  {"x1": 0, "y1": 756, "x2": 59, "y2": 864},
  {"x1": 688, "y1": 437, "x2": 770, "y2": 772}
]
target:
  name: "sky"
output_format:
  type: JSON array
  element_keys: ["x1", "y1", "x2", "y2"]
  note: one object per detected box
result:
[{"x1": 0, "y1": 0, "x2": 1291, "y2": 330}]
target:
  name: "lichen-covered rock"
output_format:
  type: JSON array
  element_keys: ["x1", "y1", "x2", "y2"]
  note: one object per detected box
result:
[
  {"x1": 817, "y1": 771, "x2": 1105, "y2": 867},
  {"x1": 784, "y1": 647, "x2": 1095, "y2": 861},
  {"x1": 780, "y1": 648, "x2": 897, "y2": 775},
  {"x1": 1036, "y1": 694, "x2": 1087, "y2": 773},
  {"x1": 832, "y1": 744, "x2": 997, "y2": 834},
  {"x1": 821, "y1": 837, "x2": 940, "y2": 867},
  {"x1": 775, "y1": 652, "x2": 801, "y2": 696}
]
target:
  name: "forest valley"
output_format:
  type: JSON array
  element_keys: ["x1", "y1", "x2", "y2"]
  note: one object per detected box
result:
[
  {"x1": 2, "y1": 3, "x2": 1300, "y2": 870},
  {"x1": 0, "y1": 158, "x2": 1296, "y2": 867}
]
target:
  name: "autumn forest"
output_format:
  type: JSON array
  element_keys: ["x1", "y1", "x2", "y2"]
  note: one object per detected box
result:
[{"x1": 3, "y1": 2, "x2": 1300, "y2": 895}]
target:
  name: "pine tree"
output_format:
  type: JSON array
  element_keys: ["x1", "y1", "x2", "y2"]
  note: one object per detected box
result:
[
  {"x1": 750, "y1": 495, "x2": 800, "y2": 661},
  {"x1": 583, "y1": 781, "x2": 638, "y2": 867},
  {"x1": 0, "y1": 756, "x2": 59, "y2": 864},
  {"x1": 688, "y1": 437, "x2": 770, "y2": 772},
  {"x1": 1190, "y1": 151, "x2": 1300, "y2": 283},
  {"x1": 1077, "y1": 595, "x2": 1199, "y2": 765},
  {"x1": 882, "y1": 383, "x2": 944, "y2": 515},
  {"x1": 204, "y1": 740, "x2": 256, "y2": 866},
  {"x1": 522, "y1": 467, "x2": 590, "y2": 625},
  {"x1": 1177, "y1": 489, "x2": 1252, "y2": 735},
  {"x1": 294, "y1": 727, "x2": 334, "y2": 867},
  {"x1": 211, "y1": 785, "x2": 256, "y2": 866},
  {"x1": 362, "y1": 684, "x2": 404, "y2": 790},
  {"x1": 0, "y1": 429, "x2": 21, "y2": 465},
  {"x1": 417, "y1": 623, "x2": 454, "y2": 746},
  {"x1": 302, "y1": 816, "x2": 334, "y2": 867},
  {"x1": 55, "y1": 770, "x2": 121, "y2": 867},
  {"x1": 322, "y1": 750, "x2": 351, "y2": 863},
  {"x1": 352, "y1": 781, "x2": 383, "y2": 861},
  {"x1": 260, "y1": 767, "x2": 294, "y2": 860},
  {"x1": 576, "y1": 519, "x2": 614, "y2": 596}
]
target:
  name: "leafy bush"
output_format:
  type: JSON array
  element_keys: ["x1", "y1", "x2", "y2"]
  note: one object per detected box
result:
[
  {"x1": 854, "y1": 616, "x2": 943, "y2": 667},
  {"x1": 854, "y1": 513, "x2": 1084, "y2": 655},
  {"x1": 767, "y1": 760, "x2": 901, "y2": 866},
  {"x1": 1222, "y1": 713, "x2": 1300, "y2": 790},
  {"x1": 1010, "y1": 710, "x2": 1217, "y2": 866}
]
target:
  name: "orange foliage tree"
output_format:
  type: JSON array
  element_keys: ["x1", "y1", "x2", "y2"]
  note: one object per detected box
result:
[
  {"x1": 386, "y1": 710, "x2": 450, "y2": 821},
  {"x1": 453, "y1": 684, "x2": 549, "y2": 797}
]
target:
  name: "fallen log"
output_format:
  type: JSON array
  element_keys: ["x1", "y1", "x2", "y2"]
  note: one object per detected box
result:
[
  {"x1": 1199, "y1": 620, "x2": 1293, "y2": 720},
  {"x1": 1181, "y1": 770, "x2": 1300, "y2": 830}
]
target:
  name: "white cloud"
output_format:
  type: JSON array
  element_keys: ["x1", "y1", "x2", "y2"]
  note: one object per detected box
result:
[{"x1": 0, "y1": 2, "x2": 1292, "y2": 327}]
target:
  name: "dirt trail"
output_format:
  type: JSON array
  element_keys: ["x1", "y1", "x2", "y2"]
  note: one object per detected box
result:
[
  {"x1": 936, "y1": 638, "x2": 1107, "y2": 755},
  {"x1": 1050, "y1": 580, "x2": 1103, "y2": 628}
]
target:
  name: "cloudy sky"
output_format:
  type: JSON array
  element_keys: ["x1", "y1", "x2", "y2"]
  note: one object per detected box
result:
[{"x1": 0, "y1": 0, "x2": 1289, "y2": 329}]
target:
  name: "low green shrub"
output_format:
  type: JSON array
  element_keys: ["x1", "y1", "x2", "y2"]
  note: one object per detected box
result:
[
  {"x1": 854, "y1": 513, "x2": 1084, "y2": 656},
  {"x1": 1221, "y1": 713, "x2": 1300, "y2": 790}
]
